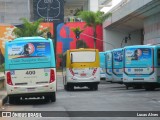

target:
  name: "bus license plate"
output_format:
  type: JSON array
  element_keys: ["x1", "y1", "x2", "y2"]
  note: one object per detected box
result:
[
  {"x1": 27, "y1": 88, "x2": 35, "y2": 92},
  {"x1": 81, "y1": 73, "x2": 86, "y2": 76}
]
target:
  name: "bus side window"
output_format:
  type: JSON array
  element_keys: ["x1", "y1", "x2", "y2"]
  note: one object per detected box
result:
[{"x1": 157, "y1": 49, "x2": 160, "y2": 66}]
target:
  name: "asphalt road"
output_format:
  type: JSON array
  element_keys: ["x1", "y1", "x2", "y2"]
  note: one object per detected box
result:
[{"x1": 1, "y1": 74, "x2": 160, "y2": 120}]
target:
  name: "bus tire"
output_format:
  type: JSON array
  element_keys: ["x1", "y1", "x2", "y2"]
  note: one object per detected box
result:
[
  {"x1": 89, "y1": 86, "x2": 94, "y2": 90},
  {"x1": 68, "y1": 85, "x2": 74, "y2": 91},
  {"x1": 133, "y1": 85, "x2": 142, "y2": 89},
  {"x1": 65, "y1": 84, "x2": 74, "y2": 91},
  {"x1": 45, "y1": 96, "x2": 50, "y2": 102},
  {"x1": 64, "y1": 85, "x2": 67, "y2": 90},
  {"x1": 8, "y1": 96, "x2": 15, "y2": 104},
  {"x1": 94, "y1": 84, "x2": 98, "y2": 90},
  {"x1": 50, "y1": 92, "x2": 56, "y2": 102},
  {"x1": 145, "y1": 86, "x2": 155, "y2": 91},
  {"x1": 64, "y1": 84, "x2": 70, "y2": 91},
  {"x1": 90, "y1": 84, "x2": 98, "y2": 91}
]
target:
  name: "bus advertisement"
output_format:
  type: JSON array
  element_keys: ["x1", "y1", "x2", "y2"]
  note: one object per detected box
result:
[
  {"x1": 105, "y1": 50, "x2": 113, "y2": 82},
  {"x1": 112, "y1": 48, "x2": 123, "y2": 83}
]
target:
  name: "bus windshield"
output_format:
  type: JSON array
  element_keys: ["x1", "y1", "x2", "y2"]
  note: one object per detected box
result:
[
  {"x1": 125, "y1": 48, "x2": 153, "y2": 67},
  {"x1": 70, "y1": 51, "x2": 96, "y2": 63}
]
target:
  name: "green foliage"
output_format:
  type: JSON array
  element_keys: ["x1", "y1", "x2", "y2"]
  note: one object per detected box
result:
[
  {"x1": 58, "y1": 54, "x2": 63, "y2": 59},
  {"x1": 76, "y1": 40, "x2": 88, "y2": 48},
  {"x1": 13, "y1": 18, "x2": 49, "y2": 38},
  {"x1": 77, "y1": 11, "x2": 112, "y2": 48},
  {"x1": 78, "y1": 11, "x2": 111, "y2": 28},
  {"x1": 0, "y1": 63, "x2": 4, "y2": 72},
  {"x1": 74, "y1": 8, "x2": 83, "y2": 16}
]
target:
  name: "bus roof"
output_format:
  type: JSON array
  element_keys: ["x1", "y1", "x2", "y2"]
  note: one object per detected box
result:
[
  {"x1": 112, "y1": 48, "x2": 123, "y2": 51},
  {"x1": 99, "y1": 51, "x2": 105, "y2": 54},
  {"x1": 105, "y1": 50, "x2": 112, "y2": 53},
  {"x1": 123, "y1": 45, "x2": 153, "y2": 49},
  {"x1": 66, "y1": 48, "x2": 99, "y2": 52},
  {"x1": 13, "y1": 37, "x2": 48, "y2": 41}
]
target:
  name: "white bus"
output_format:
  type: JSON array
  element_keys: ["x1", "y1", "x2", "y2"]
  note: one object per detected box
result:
[{"x1": 5, "y1": 37, "x2": 56, "y2": 104}]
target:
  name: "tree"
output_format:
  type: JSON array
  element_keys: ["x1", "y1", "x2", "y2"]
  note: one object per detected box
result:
[
  {"x1": 76, "y1": 40, "x2": 88, "y2": 48},
  {"x1": 13, "y1": 18, "x2": 49, "y2": 38},
  {"x1": 78, "y1": 11, "x2": 112, "y2": 48},
  {"x1": 0, "y1": 48, "x2": 4, "y2": 72},
  {"x1": 71, "y1": 27, "x2": 84, "y2": 48}
]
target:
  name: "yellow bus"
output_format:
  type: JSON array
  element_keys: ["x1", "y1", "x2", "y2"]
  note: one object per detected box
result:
[{"x1": 62, "y1": 48, "x2": 100, "y2": 91}]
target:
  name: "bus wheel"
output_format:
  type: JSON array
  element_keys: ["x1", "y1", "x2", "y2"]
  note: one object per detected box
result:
[
  {"x1": 126, "y1": 86, "x2": 129, "y2": 90},
  {"x1": 69, "y1": 85, "x2": 74, "y2": 91},
  {"x1": 65, "y1": 84, "x2": 74, "y2": 91},
  {"x1": 44, "y1": 96, "x2": 50, "y2": 102},
  {"x1": 64, "y1": 85, "x2": 70, "y2": 91},
  {"x1": 50, "y1": 92, "x2": 56, "y2": 102},
  {"x1": 94, "y1": 84, "x2": 98, "y2": 90},
  {"x1": 64, "y1": 85, "x2": 67, "y2": 90},
  {"x1": 89, "y1": 86, "x2": 94, "y2": 90},
  {"x1": 8, "y1": 96, "x2": 15, "y2": 104},
  {"x1": 90, "y1": 84, "x2": 98, "y2": 91},
  {"x1": 145, "y1": 86, "x2": 155, "y2": 91}
]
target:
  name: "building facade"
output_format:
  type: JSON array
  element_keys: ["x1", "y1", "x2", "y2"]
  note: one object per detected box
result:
[
  {"x1": 0, "y1": 0, "x2": 103, "y2": 25},
  {"x1": 103, "y1": 0, "x2": 160, "y2": 50}
]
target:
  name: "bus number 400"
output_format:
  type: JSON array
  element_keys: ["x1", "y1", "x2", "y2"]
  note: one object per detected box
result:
[{"x1": 26, "y1": 71, "x2": 35, "y2": 75}]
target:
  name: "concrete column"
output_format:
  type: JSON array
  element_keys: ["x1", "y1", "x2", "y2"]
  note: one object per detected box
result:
[
  {"x1": 83, "y1": 0, "x2": 88, "y2": 11},
  {"x1": 144, "y1": 12, "x2": 160, "y2": 44},
  {"x1": 88, "y1": 0, "x2": 99, "y2": 12}
]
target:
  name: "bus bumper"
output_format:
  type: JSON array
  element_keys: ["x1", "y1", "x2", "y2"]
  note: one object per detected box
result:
[
  {"x1": 6, "y1": 83, "x2": 56, "y2": 95},
  {"x1": 7, "y1": 92, "x2": 55, "y2": 98},
  {"x1": 67, "y1": 82, "x2": 100, "y2": 87}
]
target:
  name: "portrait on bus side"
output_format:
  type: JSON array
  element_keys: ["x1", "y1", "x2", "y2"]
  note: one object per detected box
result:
[{"x1": 131, "y1": 49, "x2": 142, "y2": 60}]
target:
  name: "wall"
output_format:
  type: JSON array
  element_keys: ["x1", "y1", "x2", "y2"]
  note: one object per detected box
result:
[
  {"x1": 0, "y1": 0, "x2": 30, "y2": 25},
  {"x1": 144, "y1": 12, "x2": 160, "y2": 44},
  {"x1": 103, "y1": 29, "x2": 142, "y2": 51},
  {"x1": 0, "y1": 24, "x2": 15, "y2": 55},
  {"x1": 83, "y1": 0, "x2": 89, "y2": 11},
  {"x1": 56, "y1": 22, "x2": 103, "y2": 68}
]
